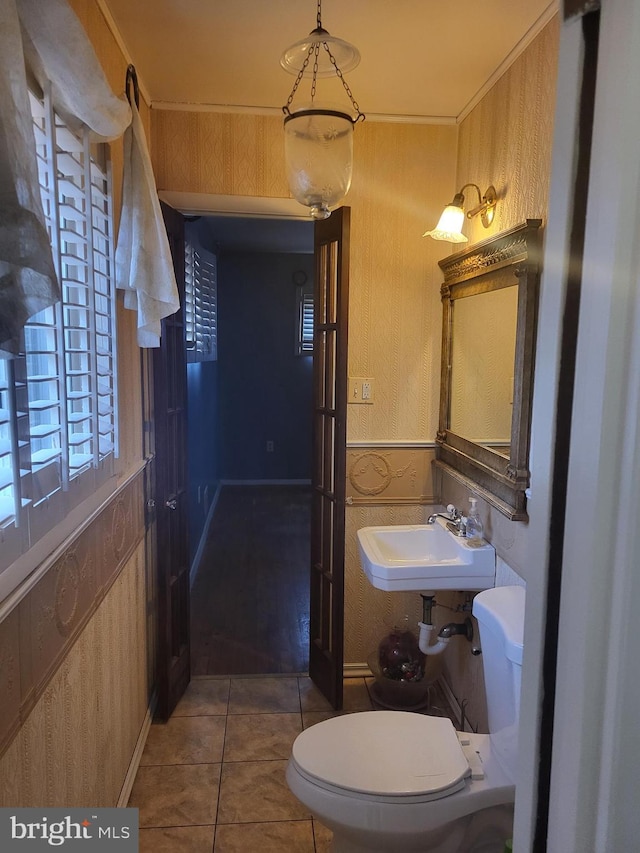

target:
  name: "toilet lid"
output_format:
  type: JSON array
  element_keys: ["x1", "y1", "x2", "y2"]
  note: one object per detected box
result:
[{"x1": 291, "y1": 711, "x2": 469, "y2": 798}]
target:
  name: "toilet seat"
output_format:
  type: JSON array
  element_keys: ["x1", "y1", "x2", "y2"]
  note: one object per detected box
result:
[{"x1": 291, "y1": 711, "x2": 470, "y2": 803}]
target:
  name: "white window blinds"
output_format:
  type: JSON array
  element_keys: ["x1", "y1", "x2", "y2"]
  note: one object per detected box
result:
[
  {"x1": 0, "y1": 83, "x2": 117, "y2": 562},
  {"x1": 296, "y1": 285, "x2": 314, "y2": 354},
  {"x1": 185, "y1": 242, "x2": 217, "y2": 362}
]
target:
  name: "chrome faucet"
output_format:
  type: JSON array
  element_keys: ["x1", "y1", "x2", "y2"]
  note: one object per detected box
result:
[{"x1": 427, "y1": 504, "x2": 467, "y2": 537}]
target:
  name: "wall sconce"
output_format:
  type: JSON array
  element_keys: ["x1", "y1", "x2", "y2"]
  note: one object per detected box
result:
[{"x1": 423, "y1": 184, "x2": 497, "y2": 243}]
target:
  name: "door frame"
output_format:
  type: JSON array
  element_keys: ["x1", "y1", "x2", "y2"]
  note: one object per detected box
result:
[{"x1": 156, "y1": 192, "x2": 350, "y2": 687}]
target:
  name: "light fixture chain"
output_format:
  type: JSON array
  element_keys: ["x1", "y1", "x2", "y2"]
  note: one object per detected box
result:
[
  {"x1": 282, "y1": 0, "x2": 364, "y2": 122},
  {"x1": 327, "y1": 48, "x2": 363, "y2": 119},
  {"x1": 311, "y1": 44, "x2": 320, "y2": 101},
  {"x1": 284, "y1": 44, "x2": 315, "y2": 114}
]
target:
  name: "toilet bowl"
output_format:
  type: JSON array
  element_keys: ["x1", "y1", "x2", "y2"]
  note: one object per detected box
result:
[
  {"x1": 286, "y1": 585, "x2": 525, "y2": 852},
  {"x1": 286, "y1": 710, "x2": 514, "y2": 852}
]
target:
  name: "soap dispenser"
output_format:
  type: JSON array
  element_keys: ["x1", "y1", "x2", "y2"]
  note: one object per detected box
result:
[{"x1": 466, "y1": 497, "x2": 484, "y2": 546}]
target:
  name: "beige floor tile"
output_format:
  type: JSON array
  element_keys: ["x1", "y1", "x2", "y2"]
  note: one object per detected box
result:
[
  {"x1": 214, "y1": 820, "x2": 315, "y2": 852},
  {"x1": 173, "y1": 678, "x2": 230, "y2": 716},
  {"x1": 223, "y1": 713, "x2": 302, "y2": 761},
  {"x1": 299, "y1": 677, "x2": 373, "y2": 713},
  {"x1": 297, "y1": 677, "x2": 332, "y2": 712},
  {"x1": 228, "y1": 677, "x2": 300, "y2": 714},
  {"x1": 129, "y1": 763, "x2": 220, "y2": 828},
  {"x1": 217, "y1": 760, "x2": 310, "y2": 824},
  {"x1": 342, "y1": 678, "x2": 374, "y2": 711},
  {"x1": 312, "y1": 819, "x2": 334, "y2": 853},
  {"x1": 141, "y1": 715, "x2": 226, "y2": 765},
  {"x1": 302, "y1": 710, "x2": 343, "y2": 729},
  {"x1": 139, "y1": 825, "x2": 215, "y2": 852}
]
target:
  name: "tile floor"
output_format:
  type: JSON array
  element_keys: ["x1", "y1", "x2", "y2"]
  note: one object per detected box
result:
[{"x1": 128, "y1": 675, "x2": 457, "y2": 852}]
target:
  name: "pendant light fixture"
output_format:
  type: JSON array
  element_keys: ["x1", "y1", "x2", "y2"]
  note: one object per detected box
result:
[{"x1": 281, "y1": 0, "x2": 365, "y2": 220}]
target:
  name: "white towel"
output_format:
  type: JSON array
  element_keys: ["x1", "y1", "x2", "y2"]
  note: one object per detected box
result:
[{"x1": 115, "y1": 99, "x2": 180, "y2": 348}]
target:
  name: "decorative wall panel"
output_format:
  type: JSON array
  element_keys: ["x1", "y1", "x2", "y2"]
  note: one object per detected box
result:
[
  {"x1": 0, "y1": 471, "x2": 146, "y2": 789},
  {"x1": 346, "y1": 445, "x2": 437, "y2": 505},
  {"x1": 0, "y1": 541, "x2": 147, "y2": 807}
]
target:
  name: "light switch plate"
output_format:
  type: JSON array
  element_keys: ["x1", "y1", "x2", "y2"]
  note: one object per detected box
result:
[{"x1": 349, "y1": 377, "x2": 374, "y2": 404}]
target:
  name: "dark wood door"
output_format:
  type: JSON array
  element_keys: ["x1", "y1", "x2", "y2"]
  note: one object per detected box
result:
[
  {"x1": 154, "y1": 201, "x2": 190, "y2": 719},
  {"x1": 308, "y1": 207, "x2": 350, "y2": 710}
]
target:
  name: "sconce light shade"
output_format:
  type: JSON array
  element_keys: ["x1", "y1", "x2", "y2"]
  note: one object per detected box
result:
[
  {"x1": 423, "y1": 201, "x2": 468, "y2": 243},
  {"x1": 284, "y1": 108, "x2": 354, "y2": 221},
  {"x1": 423, "y1": 184, "x2": 497, "y2": 243}
]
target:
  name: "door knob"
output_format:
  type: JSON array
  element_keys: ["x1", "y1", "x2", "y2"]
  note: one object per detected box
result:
[{"x1": 165, "y1": 499, "x2": 177, "y2": 510}]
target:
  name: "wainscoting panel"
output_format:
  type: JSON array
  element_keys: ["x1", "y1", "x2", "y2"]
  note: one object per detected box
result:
[
  {"x1": 346, "y1": 445, "x2": 437, "y2": 505},
  {"x1": 0, "y1": 470, "x2": 146, "y2": 787}
]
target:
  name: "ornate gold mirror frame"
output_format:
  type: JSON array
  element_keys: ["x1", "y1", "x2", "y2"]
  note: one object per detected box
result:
[{"x1": 435, "y1": 219, "x2": 542, "y2": 519}]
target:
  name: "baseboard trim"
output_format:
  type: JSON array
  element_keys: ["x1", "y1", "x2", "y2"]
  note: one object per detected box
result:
[
  {"x1": 219, "y1": 479, "x2": 312, "y2": 486},
  {"x1": 343, "y1": 663, "x2": 372, "y2": 678},
  {"x1": 117, "y1": 691, "x2": 157, "y2": 807}
]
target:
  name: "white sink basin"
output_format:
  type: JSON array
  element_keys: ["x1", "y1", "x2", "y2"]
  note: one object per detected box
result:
[{"x1": 357, "y1": 518, "x2": 495, "y2": 592}]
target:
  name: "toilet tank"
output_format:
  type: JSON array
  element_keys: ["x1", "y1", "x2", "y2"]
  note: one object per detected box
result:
[{"x1": 472, "y1": 585, "x2": 525, "y2": 781}]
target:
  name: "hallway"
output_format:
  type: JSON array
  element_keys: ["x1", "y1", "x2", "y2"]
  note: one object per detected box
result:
[{"x1": 190, "y1": 484, "x2": 312, "y2": 676}]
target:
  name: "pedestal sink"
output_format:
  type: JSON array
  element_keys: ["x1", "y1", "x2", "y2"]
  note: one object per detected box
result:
[{"x1": 357, "y1": 517, "x2": 495, "y2": 592}]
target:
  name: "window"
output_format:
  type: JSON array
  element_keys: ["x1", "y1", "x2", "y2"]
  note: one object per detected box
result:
[
  {"x1": 185, "y1": 241, "x2": 217, "y2": 362},
  {"x1": 296, "y1": 284, "x2": 314, "y2": 355},
  {"x1": 0, "y1": 83, "x2": 117, "y2": 571}
]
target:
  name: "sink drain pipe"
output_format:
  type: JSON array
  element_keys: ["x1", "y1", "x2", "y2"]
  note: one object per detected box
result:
[{"x1": 417, "y1": 594, "x2": 474, "y2": 656}]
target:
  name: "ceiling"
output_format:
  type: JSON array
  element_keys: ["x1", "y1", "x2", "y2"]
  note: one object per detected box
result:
[
  {"x1": 102, "y1": 0, "x2": 556, "y2": 253},
  {"x1": 100, "y1": 0, "x2": 556, "y2": 121}
]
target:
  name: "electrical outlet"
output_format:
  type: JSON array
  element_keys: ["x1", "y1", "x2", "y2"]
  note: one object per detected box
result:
[
  {"x1": 348, "y1": 377, "x2": 374, "y2": 404},
  {"x1": 266, "y1": 440, "x2": 274, "y2": 452}
]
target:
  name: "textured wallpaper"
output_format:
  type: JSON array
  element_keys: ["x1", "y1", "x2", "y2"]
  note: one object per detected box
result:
[{"x1": 456, "y1": 17, "x2": 559, "y2": 245}]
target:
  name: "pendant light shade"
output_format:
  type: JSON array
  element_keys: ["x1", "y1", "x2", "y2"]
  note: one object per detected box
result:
[
  {"x1": 281, "y1": 1, "x2": 364, "y2": 219},
  {"x1": 284, "y1": 108, "x2": 354, "y2": 220}
]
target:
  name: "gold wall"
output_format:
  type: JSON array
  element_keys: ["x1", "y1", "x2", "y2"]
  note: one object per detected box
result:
[
  {"x1": 439, "y1": 17, "x2": 560, "y2": 728},
  {"x1": 0, "y1": 1, "x2": 151, "y2": 804}
]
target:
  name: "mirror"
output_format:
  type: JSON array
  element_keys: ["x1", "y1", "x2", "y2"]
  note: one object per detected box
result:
[{"x1": 435, "y1": 220, "x2": 542, "y2": 519}]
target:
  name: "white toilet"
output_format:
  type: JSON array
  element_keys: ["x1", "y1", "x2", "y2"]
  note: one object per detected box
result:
[{"x1": 286, "y1": 585, "x2": 525, "y2": 853}]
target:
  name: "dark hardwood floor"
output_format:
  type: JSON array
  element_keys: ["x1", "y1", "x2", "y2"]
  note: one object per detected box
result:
[{"x1": 190, "y1": 484, "x2": 311, "y2": 676}]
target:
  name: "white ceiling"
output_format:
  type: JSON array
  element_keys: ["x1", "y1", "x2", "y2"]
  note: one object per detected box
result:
[{"x1": 100, "y1": 0, "x2": 557, "y2": 121}]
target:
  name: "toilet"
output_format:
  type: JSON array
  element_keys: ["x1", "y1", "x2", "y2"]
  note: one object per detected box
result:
[{"x1": 286, "y1": 585, "x2": 525, "y2": 853}]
